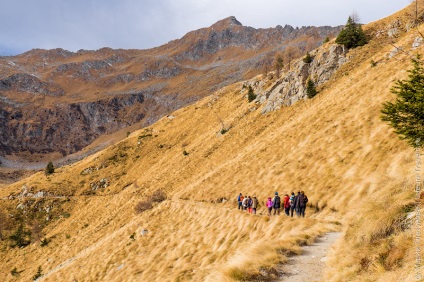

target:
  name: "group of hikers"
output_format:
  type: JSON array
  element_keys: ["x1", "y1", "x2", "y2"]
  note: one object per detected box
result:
[{"x1": 237, "y1": 191, "x2": 309, "y2": 217}]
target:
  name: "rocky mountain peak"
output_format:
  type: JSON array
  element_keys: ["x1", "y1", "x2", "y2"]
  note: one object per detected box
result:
[{"x1": 210, "y1": 16, "x2": 243, "y2": 30}]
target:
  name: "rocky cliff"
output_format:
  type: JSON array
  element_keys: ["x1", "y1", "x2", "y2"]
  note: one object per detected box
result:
[
  {"x1": 0, "y1": 92, "x2": 192, "y2": 156},
  {"x1": 248, "y1": 44, "x2": 348, "y2": 113}
]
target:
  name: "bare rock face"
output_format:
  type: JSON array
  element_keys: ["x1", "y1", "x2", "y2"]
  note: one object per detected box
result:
[
  {"x1": 247, "y1": 44, "x2": 348, "y2": 113},
  {"x1": 412, "y1": 37, "x2": 423, "y2": 49},
  {"x1": 175, "y1": 22, "x2": 340, "y2": 62},
  {"x1": 0, "y1": 73, "x2": 64, "y2": 96},
  {"x1": 50, "y1": 57, "x2": 126, "y2": 82},
  {"x1": 387, "y1": 19, "x2": 402, "y2": 38},
  {"x1": 0, "y1": 94, "x2": 142, "y2": 155},
  {"x1": 139, "y1": 59, "x2": 183, "y2": 81},
  {"x1": 375, "y1": 17, "x2": 420, "y2": 38},
  {"x1": 0, "y1": 92, "x2": 189, "y2": 157},
  {"x1": 309, "y1": 45, "x2": 348, "y2": 84},
  {"x1": 211, "y1": 16, "x2": 243, "y2": 29}
]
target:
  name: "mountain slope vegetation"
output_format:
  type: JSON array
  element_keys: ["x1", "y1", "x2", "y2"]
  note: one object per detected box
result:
[{"x1": 0, "y1": 2, "x2": 423, "y2": 282}]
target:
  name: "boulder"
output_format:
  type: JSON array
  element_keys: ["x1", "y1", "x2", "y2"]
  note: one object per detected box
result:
[
  {"x1": 33, "y1": 191, "x2": 46, "y2": 198},
  {"x1": 412, "y1": 37, "x2": 423, "y2": 49},
  {"x1": 388, "y1": 28, "x2": 399, "y2": 38}
]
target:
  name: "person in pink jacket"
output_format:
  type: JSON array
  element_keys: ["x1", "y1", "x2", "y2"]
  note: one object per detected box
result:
[{"x1": 266, "y1": 197, "x2": 273, "y2": 216}]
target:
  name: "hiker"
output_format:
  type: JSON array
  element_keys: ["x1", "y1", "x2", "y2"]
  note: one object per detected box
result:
[
  {"x1": 266, "y1": 197, "x2": 273, "y2": 216},
  {"x1": 283, "y1": 194, "x2": 291, "y2": 216},
  {"x1": 237, "y1": 193, "x2": 244, "y2": 210},
  {"x1": 272, "y1": 192, "x2": 281, "y2": 215},
  {"x1": 242, "y1": 196, "x2": 249, "y2": 211},
  {"x1": 298, "y1": 191, "x2": 309, "y2": 217},
  {"x1": 247, "y1": 196, "x2": 253, "y2": 214},
  {"x1": 289, "y1": 192, "x2": 296, "y2": 217},
  {"x1": 251, "y1": 196, "x2": 259, "y2": 214},
  {"x1": 294, "y1": 191, "x2": 301, "y2": 216}
]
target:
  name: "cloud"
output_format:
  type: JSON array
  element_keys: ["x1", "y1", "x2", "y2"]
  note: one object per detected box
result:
[{"x1": 0, "y1": 0, "x2": 410, "y2": 55}]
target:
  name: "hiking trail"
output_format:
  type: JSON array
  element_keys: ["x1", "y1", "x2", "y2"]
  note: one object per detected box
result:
[{"x1": 279, "y1": 232, "x2": 342, "y2": 282}]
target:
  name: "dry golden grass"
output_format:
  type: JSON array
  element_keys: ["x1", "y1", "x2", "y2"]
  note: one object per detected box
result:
[{"x1": 1, "y1": 3, "x2": 424, "y2": 281}]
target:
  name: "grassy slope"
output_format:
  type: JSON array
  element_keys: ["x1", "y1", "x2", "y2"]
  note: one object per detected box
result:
[{"x1": 1, "y1": 5, "x2": 424, "y2": 282}]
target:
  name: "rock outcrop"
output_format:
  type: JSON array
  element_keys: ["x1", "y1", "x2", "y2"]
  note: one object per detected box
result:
[
  {"x1": 0, "y1": 73, "x2": 64, "y2": 96},
  {"x1": 0, "y1": 92, "x2": 191, "y2": 156},
  {"x1": 244, "y1": 44, "x2": 348, "y2": 113}
]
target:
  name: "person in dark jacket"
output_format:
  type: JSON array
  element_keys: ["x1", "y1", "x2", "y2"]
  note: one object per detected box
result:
[
  {"x1": 289, "y1": 192, "x2": 296, "y2": 217},
  {"x1": 294, "y1": 191, "x2": 301, "y2": 217},
  {"x1": 272, "y1": 192, "x2": 281, "y2": 215},
  {"x1": 247, "y1": 196, "x2": 253, "y2": 214},
  {"x1": 237, "y1": 193, "x2": 244, "y2": 210},
  {"x1": 297, "y1": 191, "x2": 309, "y2": 217}
]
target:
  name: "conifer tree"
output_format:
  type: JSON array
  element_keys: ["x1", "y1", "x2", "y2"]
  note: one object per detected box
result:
[
  {"x1": 336, "y1": 16, "x2": 367, "y2": 49},
  {"x1": 306, "y1": 79, "x2": 317, "y2": 98},
  {"x1": 45, "y1": 161, "x2": 55, "y2": 175},
  {"x1": 381, "y1": 55, "x2": 424, "y2": 148},
  {"x1": 303, "y1": 52, "x2": 312, "y2": 64},
  {"x1": 247, "y1": 85, "x2": 257, "y2": 102},
  {"x1": 9, "y1": 224, "x2": 31, "y2": 248}
]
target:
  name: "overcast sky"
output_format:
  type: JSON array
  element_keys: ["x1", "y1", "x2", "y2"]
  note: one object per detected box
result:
[{"x1": 0, "y1": 0, "x2": 410, "y2": 56}]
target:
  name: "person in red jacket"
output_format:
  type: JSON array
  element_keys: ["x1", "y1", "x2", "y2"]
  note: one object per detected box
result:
[{"x1": 283, "y1": 194, "x2": 291, "y2": 216}]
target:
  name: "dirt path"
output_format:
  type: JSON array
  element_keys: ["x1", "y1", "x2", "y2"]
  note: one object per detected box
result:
[{"x1": 279, "y1": 232, "x2": 341, "y2": 282}]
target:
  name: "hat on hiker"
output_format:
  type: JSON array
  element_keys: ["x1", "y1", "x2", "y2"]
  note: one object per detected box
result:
[{"x1": 275, "y1": 192, "x2": 278, "y2": 195}]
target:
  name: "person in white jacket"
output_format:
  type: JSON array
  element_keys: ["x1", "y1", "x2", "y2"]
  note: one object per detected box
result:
[{"x1": 242, "y1": 196, "x2": 249, "y2": 211}]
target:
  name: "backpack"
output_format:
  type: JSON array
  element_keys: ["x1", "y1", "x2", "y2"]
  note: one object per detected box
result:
[
  {"x1": 289, "y1": 196, "x2": 294, "y2": 206},
  {"x1": 303, "y1": 196, "x2": 308, "y2": 205},
  {"x1": 274, "y1": 196, "x2": 281, "y2": 208},
  {"x1": 237, "y1": 195, "x2": 241, "y2": 202},
  {"x1": 267, "y1": 200, "x2": 273, "y2": 208}
]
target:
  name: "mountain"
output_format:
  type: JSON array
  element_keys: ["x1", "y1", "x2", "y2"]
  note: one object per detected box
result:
[
  {"x1": 0, "y1": 3, "x2": 422, "y2": 281},
  {"x1": 0, "y1": 17, "x2": 341, "y2": 179}
]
